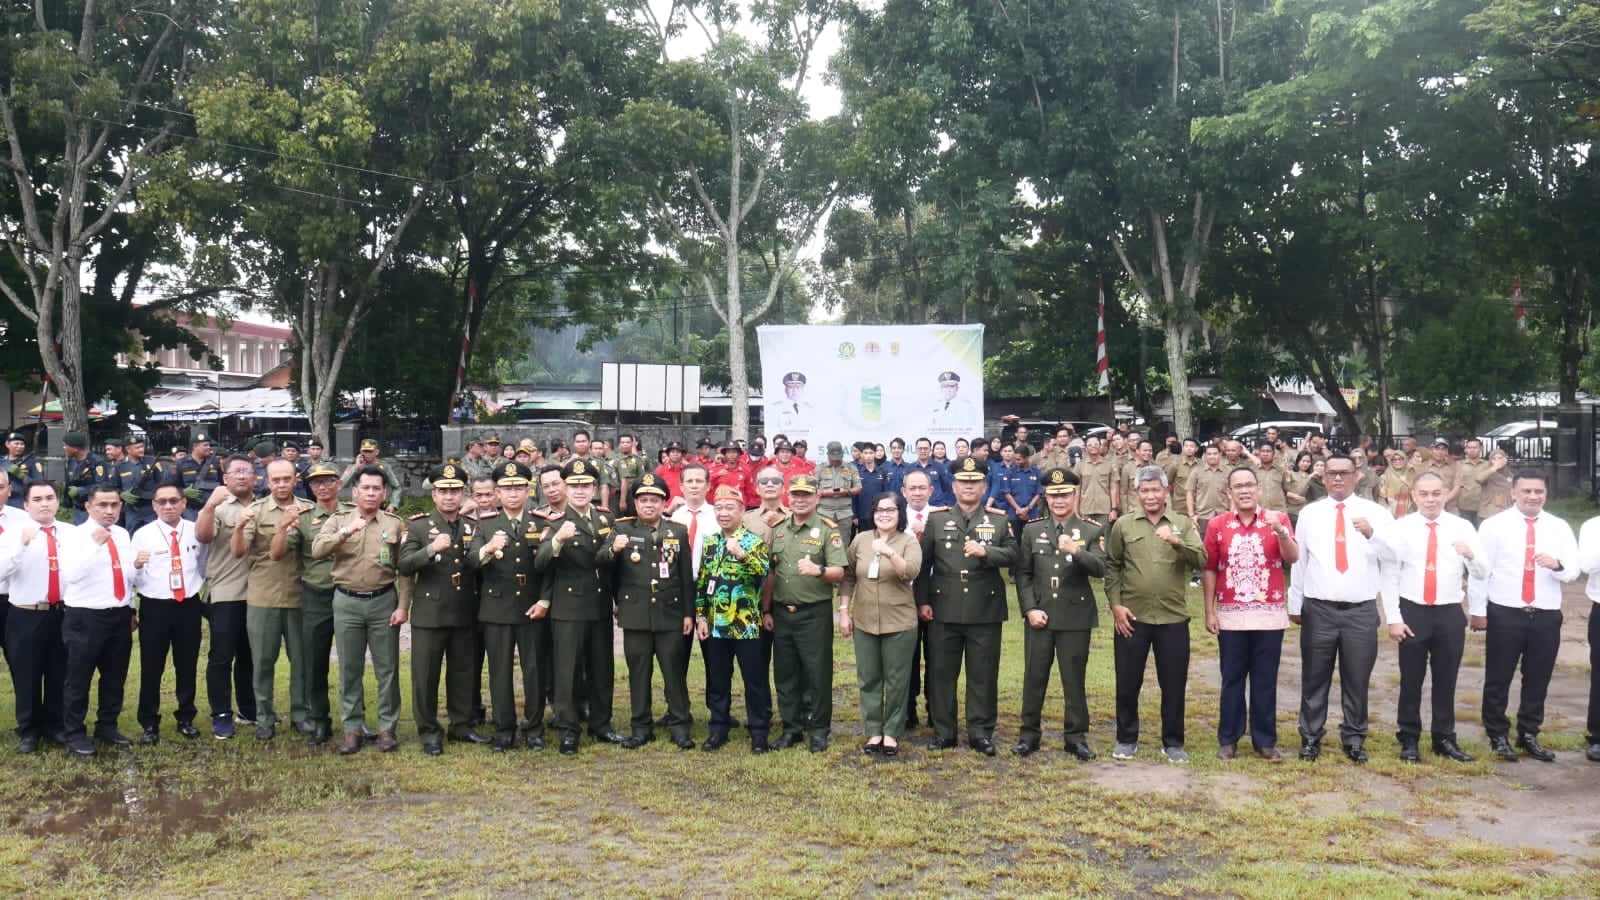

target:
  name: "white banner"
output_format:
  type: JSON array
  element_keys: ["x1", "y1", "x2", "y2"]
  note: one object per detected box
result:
[{"x1": 756, "y1": 324, "x2": 985, "y2": 450}]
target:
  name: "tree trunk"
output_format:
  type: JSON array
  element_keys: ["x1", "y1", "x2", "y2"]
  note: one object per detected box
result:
[{"x1": 1164, "y1": 318, "x2": 1194, "y2": 440}]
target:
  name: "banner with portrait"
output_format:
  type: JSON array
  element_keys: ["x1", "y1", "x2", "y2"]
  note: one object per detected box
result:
[{"x1": 755, "y1": 324, "x2": 985, "y2": 451}]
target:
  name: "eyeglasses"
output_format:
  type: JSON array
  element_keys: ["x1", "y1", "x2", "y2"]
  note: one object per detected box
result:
[
  {"x1": 756, "y1": 477, "x2": 782, "y2": 485},
  {"x1": 153, "y1": 498, "x2": 183, "y2": 506},
  {"x1": 874, "y1": 507, "x2": 898, "y2": 515},
  {"x1": 1325, "y1": 469, "x2": 1356, "y2": 478}
]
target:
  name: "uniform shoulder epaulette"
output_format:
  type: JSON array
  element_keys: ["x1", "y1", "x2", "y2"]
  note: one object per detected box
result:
[
  {"x1": 927, "y1": 505, "x2": 950, "y2": 514},
  {"x1": 820, "y1": 516, "x2": 838, "y2": 528},
  {"x1": 1083, "y1": 516, "x2": 1105, "y2": 527},
  {"x1": 408, "y1": 512, "x2": 428, "y2": 520},
  {"x1": 1027, "y1": 515, "x2": 1045, "y2": 524},
  {"x1": 614, "y1": 516, "x2": 636, "y2": 523}
]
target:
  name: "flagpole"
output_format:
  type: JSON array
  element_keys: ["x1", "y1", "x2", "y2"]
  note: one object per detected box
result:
[{"x1": 1097, "y1": 279, "x2": 1112, "y2": 428}]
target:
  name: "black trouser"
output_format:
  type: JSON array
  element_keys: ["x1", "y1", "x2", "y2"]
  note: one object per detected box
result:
[
  {"x1": 623, "y1": 628, "x2": 691, "y2": 736},
  {"x1": 1395, "y1": 600, "x2": 1466, "y2": 743},
  {"x1": 927, "y1": 620, "x2": 1002, "y2": 743},
  {"x1": 204, "y1": 601, "x2": 255, "y2": 721},
  {"x1": 0, "y1": 596, "x2": 8, "y2": 665},
  {"x1": 1113, "y1": 619, "x2": 1190, "y2": 748},
  {"x1": 300, "y1": 585, "x2": 336, "y2": 728},
  {"x1": 1019, "y1": 627, "x2": 1091, "y2": 745},
  {"x1": 552, "y1": 618, "x2": 614, "y2": 740},
  {"x1": 410, "y1": 624, "x2": 476, "y2": 739},
  {"x1": 703, "y1": 636, "x2": 771, "y2": 739},
  {"x1": 137, "y1": 596, "x2": 202, "y2": 730},
  {"x1": 61, "y1": 606, "x2": 134, "y2": 741},
  {"x1": 482, "y1": 620, "x2": 546, "y2": 738},
  {"x1": 1217, "y1": 629, "x2": 1283, "y2": 749},
  {"x1": 1482, "y1": 603, "x2": 1562, "y2": 740},
  {"x1": 1588, "y1": 612, "x2": 1600, "y2": 745},
  {"x1": 6, "y1": 605, "x2": 65, "y2": 740},
  {"x1": 1297, "y1": 597, "x2": 1378, "y2": 746}
]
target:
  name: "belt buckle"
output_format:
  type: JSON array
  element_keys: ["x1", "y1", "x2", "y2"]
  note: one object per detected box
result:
[{"x1": 784, "y1": 604, "x2": 798, "y2": 613}]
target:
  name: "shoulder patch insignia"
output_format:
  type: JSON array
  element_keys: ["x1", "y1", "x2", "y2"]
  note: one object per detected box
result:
[{"x1": 408, "y1": 512, "x2": 428, "y2": 520}]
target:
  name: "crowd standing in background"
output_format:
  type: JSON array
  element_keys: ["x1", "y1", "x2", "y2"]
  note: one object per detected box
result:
[{"x1": 0, "y1": 423, "x2": 1597, "y2": 772}]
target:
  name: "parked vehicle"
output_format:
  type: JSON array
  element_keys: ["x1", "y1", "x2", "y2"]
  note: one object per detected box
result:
[
  {"x1": 1231, "y1": 420, "x2": 1325, "y2": 449},
  {"x1": 1477, "y1": 420, "x2": 1555, "y2": 460}
]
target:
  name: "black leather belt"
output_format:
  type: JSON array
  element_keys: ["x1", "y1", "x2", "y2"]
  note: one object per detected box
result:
[{"x1": 339, "y1": 586, "x2": 393, "y2": 599}]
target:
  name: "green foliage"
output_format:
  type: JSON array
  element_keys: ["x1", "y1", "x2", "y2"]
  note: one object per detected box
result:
[{"x1": 1391, "y1": 295, "x2": 1537, "y2": 434}]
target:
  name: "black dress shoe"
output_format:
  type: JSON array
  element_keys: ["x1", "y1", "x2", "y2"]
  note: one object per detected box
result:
[
  {"x1": 926, "y1": 737, "x2": 958, "y2": 751},
  {"x1": 750, "y1": 737, "x2": 770, "y2": 754},
  {"x1": 1299, "y1": 740, "x2": 1321, "y2": 762},
  {"x1": 489, "y1": 734, "x2": 515, "y2": 753},
  {"x1": 881, "y1": 742, "x2": 899, "y2": 758},
  {"x1": 702, "y1": 732, "x2": 729, "y2": 752},
  {"x1": 421, "y1": 739, "x2": 443, "y2": 756},
  {"x1": 16, "y1": 735, "x2": 40, "y2": 754},
  {"x1": 590, "y1": 729, "x2": 627, "y2": 745},
  {"x1": 94, "y1": 729, "x2": 133, "y2": 748},
  {"x1": 1216, "y1": 743, "x2": 1238, "y2": 760},
  {"x1": 623, "y1": 732, "x2": 655, "y2": 749},
  {"x1": 863, "y1": 741, "x2": 883, "y2": 754},
  {"x1": 292, "y1": 720, "x2": 316, "y2": 736},
  {"x1": 65, "y1": 736, "x2": 97, "y2": 757},
  {"x1": 448, "y1": 730, "x2": 491, "y2": 744},
  {"x1": 971, "y1": 737, "x2": 997, "y2": 757},
  {"x1": 307, "y1": 722, "x2": 330, "y2": 746},
  {"x1": 523, "y1": 730, "x2": 545, "y2": 750},
  {"x1": 671, "y1": 734, "x2": 695, "y2": 750},
  {"x1": 772, "y1": 731, "x2": 804, "y2": 750},
  {"x1": 255, "y1": 723, "x2": 275, "y2": 741},
  {"x1": 1586, "y1": 743, "x2": 1600, "y2": 763},
  {"x1": 1065, "y1": 741, "x2": 1097, "y2": 761},
  {"x1": 654, "y1": 714, "x2": 672, "y2": 728},
  {"x1": 1343, "y1": 743, "x2": 1368, "y2": 764},
  {"x1": 1489, "y1": 736, "x2": 1518, "y2": 762},
  {"x1": 808, "y1": 735, "x2": 829, "y2": 753},
  {"x1": 1398, "y1": 739, "x2": 1421, "y2": 764},
  {"x1": 1432, "y1": 738, "x2": 1474, "y2": 763},
  {"x1": 1010, "y1": 740, "x2": 1038, "y2": 757},
  {"x1": 1517, "y1": 734, "x2": 1556, "y2": 762},
  {"x1": 176, "y1": 722, "x2": 200, "y2": 739},
  {"x1": 139, "y1": 726, "x2": 160, "y2": 746},
  {"x1": 558, "y1": 737, "x2": 579, "y2": 755}
]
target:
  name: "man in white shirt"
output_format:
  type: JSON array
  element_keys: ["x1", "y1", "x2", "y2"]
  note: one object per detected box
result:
[
  {"x1": 900, "y1": 468, "x2": 942, "y2": 728},
  {"x1": 0, "y1": 481, "x2": 69, "y2": 753},
  {"x1": 1577, "y1": 512, "x2": 1600, "y2": 763},
  {"x1": 1288, "y1": 453, "x2": 1395, "y2": 764},
  {"x1": 130, "y1": 481, "x2": 207, "y2": 744},
  {"x1": 0, "y1": 470, "x2": 29, "y2": 666},
  {"x1": 1470, "y1": 470, "x2": 1578, "y2": 762},
  {"x1": 59, "y1": 484, "x2": 138, "y2": 756},
  {"x1": 1370, "y1": 472, "x2": 1487, "y2": 764},
  {"x1": 669, "y1": 463, "x2": 719, "y2": 704}
]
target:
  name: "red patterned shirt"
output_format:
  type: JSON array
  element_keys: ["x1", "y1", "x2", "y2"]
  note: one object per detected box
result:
[{"x1": 1204, "y1": 510, "x2": 1290, "y2": 630}]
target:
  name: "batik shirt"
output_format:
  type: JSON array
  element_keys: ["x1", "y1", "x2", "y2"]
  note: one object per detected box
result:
[{"x1": 695, "y1": 526, "x2": 769, "y2": 639}]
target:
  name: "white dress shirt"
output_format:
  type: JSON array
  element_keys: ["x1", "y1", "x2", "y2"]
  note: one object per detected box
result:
[
  {"x1": 1371, "y1": 510, "x2": 1488, "y2": 622},
  {"x1": 1469, "y1": 507, "x2": 1578, "y2": 614},
  {"x1": 62, "y1": 522, "x2": 136, "y2": 610},
  {"x1": 670, "y1": 502, "x2": 719, "y2": 577},
  {"x1": 904, "y1": 504, "x2": 933, "y2": 538},
  {"x1": 1287, "y1": 494, "x2": 1394, "y2": 615},
  {"x1": 1578, "y1": 516, "x2": 1600, "y2": 605},
  {"x1": 0, "y1": 520, "x2": 75, "y2": 607},
  {"x1": 131, "y1": 518, "x2": 207, "y2": 600},
  {"x1": 0, "y1": 505, "x2": 29, "y2": 593}
]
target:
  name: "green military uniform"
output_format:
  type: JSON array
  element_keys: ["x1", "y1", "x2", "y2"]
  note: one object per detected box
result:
[
  {"x1": 815, "y1": 453, "x2": 862, "y2": 536},
  {"x1": 611, "y1": 473, "x2": 696, "y2": 746},
  {"x1": 612, "y1": 451, "x2": 646, "y2": 516},
  {"x1": 340, "y1": 439, "x2": 403, "y2": 508},
  {"x1": 466, "y1": 461, "x2": 549, "y2": 750},
  {"x1": 398, "y1": 463, "x2": 479, "y2": 750},
  {"x1": 915, "y1": 456, "x2": 1017, "y2": 751},
  {"x1": 286, "y1": 486, "x2": 349, "y2": 744},
  {"x1": 766, "y1": 473, "x2": 849, "y2": 747},
  {"x1": 533, "y1": 458, "x2": 622, "y2": 751},
  {"x1": 1012, "y1": 469, "x2": 1106, "y2": 752}
]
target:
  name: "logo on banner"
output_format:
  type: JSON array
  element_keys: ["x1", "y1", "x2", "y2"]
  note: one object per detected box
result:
[
  {"x1": 837, "y1": 342, "x2": 856, "y2": 360},
  {"x1": 890, "y1": 341, "x2": 901, "y2": 357},
  {"x1": 863, "y1": 341, "x2": 882, "y2": 357}
]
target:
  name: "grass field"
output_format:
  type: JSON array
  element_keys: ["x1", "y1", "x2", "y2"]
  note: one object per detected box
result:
[{"x1": 2, "y1": 574, "x2": 1598, "y2": 897}]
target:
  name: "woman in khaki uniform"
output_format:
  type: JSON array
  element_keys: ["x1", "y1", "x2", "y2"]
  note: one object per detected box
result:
[
  {"x1": 838, "y1": 491, "x2": 923, "y2": 756},
  {"x1": 1381, "y1": 449, "x2": 1413, "y2": 516},
  {"x1": 1475, "y1": 448, "x2": 1513, "y2": 519},
  {"x1": 1285, "y1": 451, "x2": 1317, "y2": 523}
]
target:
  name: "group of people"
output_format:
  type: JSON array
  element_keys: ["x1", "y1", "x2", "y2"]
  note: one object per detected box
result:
[{"x1": 2, "y1": 423, "x2": 1598, "y2": 770}]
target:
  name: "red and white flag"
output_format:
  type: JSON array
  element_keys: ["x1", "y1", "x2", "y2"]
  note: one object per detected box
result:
[
  {"x1": 1513, "y1": 277, "x2": 1526, "y2": 331},
  {"x1": 1096, "y1": 280, "x2": 1109, "y2": 392}
]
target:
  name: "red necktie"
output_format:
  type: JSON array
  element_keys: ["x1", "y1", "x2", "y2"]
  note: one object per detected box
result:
[
  {"x1": 1423, "y1": 521, "x2": 1438, "y2": 605},
  {"x1": 688, "y1": 513, "x2": 699, "y2": 568},
  {"x1": 170, "y1": 528, "x2": 186, "y2": 602},
  {"x1": 913, "y1": 510, "x2": 925, "y2": 536},
  {"x1": 1334, "y1": 503, "x2": 1349, "y2": 573},
  {"x1": 1522, "y1": 518, "x2": 1537, "y2": 605},
  {"x1": 108, "y1": 534, "x2": 126, "y2": 601},
  {"x1": 43, "y1": 526, "x2": 61, "y2": 604}
]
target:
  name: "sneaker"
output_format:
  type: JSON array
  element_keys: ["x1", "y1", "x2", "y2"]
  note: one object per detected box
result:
[
  {"x1": 212, "y1": 713, "x2": 235, "y2": 740},
  {"x1": 1587, "y1": 743, "x2": 1600, "y2": 763},
  {"x1": 1111, "y1": 742, "x2": 1137, "y2": 761},
  {"x1": 1163, "y1": 746, "x2": 1190, "y2": 764},
  {"x1": 234, "y1": 714, "x2": 256, "y2": 726}
]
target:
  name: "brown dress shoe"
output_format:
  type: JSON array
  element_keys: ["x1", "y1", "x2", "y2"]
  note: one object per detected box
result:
[
  {"x1": 377, "y1": 730, "x2": 399, "y2": 752},
  {"x1": 1216, "y1": 743, "x2": 1238, "y2": 760},
  {"x1": 338, "y1": 732, "x2": 363, "y2": 755},
  {"x1": 1255, "y1": 746, "x2": 1285, "y2": 762}
]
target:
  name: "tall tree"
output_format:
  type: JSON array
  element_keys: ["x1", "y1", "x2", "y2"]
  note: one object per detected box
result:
[{"x1": 0, "y1": 1, "x2": 202, "y2": 432}]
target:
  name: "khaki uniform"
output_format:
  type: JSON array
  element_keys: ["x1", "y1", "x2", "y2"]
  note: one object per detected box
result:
[
  {"x1": 814, "y1": 464, "x2": 862, "y2": 533},
  {"x1": 311, "y1": 508, "x2": 412, "y2": 735},
  {"x1": 1185, "y1": 465, "x2": 1230, "y2": 522},
  {"x1": 1074, "y1": 458, "x2": 1119, "y2": 518},
  {"x1": 237, "y1": 496, "x2": 314, "y2": 729}
]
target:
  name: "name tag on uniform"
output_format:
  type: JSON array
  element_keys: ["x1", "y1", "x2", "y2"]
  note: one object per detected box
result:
[{"x1": 658, "y1": 559, "x2": 670, "y2": 578}]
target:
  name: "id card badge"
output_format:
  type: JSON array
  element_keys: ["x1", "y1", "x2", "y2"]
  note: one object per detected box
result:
[
  {"x1": 658, "y1": 559, "x2": 671, "y2": 579},
  {"x1": 170, "y1": 571, "x2": 184, "y2": 592}
]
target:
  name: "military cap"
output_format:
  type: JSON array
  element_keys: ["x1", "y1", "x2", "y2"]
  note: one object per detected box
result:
[
  {"x1": 253, "y1": 441, "x2": 276, "y2": 459},
  {"x1": 493, "y1": 461, "x2": 530, "y2": 486},
  {"x1": 633, "y1": 472, "x2": 669, "y2": 498},
  {"x1": 307, "y1": 437, "x2": 324, "y2": 449},
  {"x1": 359, "y1": 438, "x2": 379, "y2": 452},
  {"x1": 782, "y1": 371, "x2": 807, "y2": 386},
  {"x1": 104, "y1": 437, "x2": 126, "y2": 449},
  {"x1": 664, "y1": 440, "x2": 684, "y2": 452},
  {"x1": 938, "y1": 370, "x2": 961, "y2": 385},
  {"x1": 788, "y1": 473, "x2": 819, "y2": 494},
  {"x1": 826, "y1": 441, "x2": 844, "y2": 456},
  {"x1": 126, "y1": 434, "x2": 145, "y2": 447},
  {"x1": 952, "y1": 455, "x2": 988, "y2": 480},
  {"x1": 4, "y1": 432, "x2": 23, "y2": 442},
  {"x1": 62, "y1": 432, "x2": 88, "y2": 449},
  {"x1": 1042, "y1": 467, "x2": 1081, "y2": 495},
  {"x1": 562, "y1": 458, "x2": 597, "y2": 484},
  {"x1": 305, "y1": 462, "x2": 340, "y2": 480},
  {"x1": 432, "y1": 462, "x2": 466, "y2": 489},
  {"x1": 191, "y1": 431, "x2": 212, "y2": 445},
  {"x1": 518, "y1": 438, "x2": 538, "y2": 455},
  {"x1": 281, "y1": 440, "x2": 300, "y2": 451}
]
